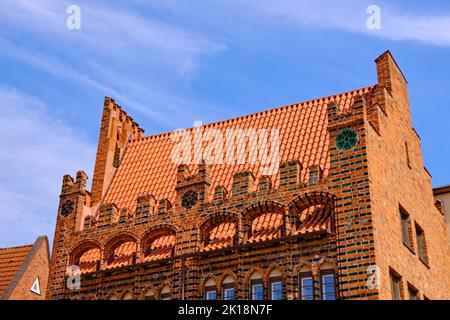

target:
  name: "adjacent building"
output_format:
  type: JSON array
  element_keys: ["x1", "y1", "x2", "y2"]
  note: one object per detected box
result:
[
  {"x1": 47, "y1": 51, "x2": 450, "y2": 300},
  {"x1": 433, "y1": 185, "x2": 450, "y2": 245},
  {"x1": 0, "y1": 236, "x2": 50, "y2": 300}
]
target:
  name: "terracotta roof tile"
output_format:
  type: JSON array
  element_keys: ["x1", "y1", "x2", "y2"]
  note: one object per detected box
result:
[
  {"x1": 203, "y1": 222, "x2": 235, "y2": 251},
  {"x1": 248, "y1": 212, "x2": 283, "y2": 243},
  {"x1": 0, "y1": 244, "x2": 33, "y2": 295},
  {"x1": 294, "y1": 205, "x2": 332, "y2": 235},
  {"x1": 78, "y1": 248, "x2": 101, "y2": 274},
  {"x1": 105, "y1": 242, "x2": 136, "y2": 270},
  {"x1": 143, "y1": 235, "x2": 175, "y2": 262},
  {"x1": 104, "y1": 86, "x2": 375, "y2": 211}
]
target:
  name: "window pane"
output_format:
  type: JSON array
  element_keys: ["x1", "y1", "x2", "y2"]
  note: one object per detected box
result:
[
  {"x1": 300, "y1": 277, "x2": 314, "y2": 300},
  {"x1": 270, "y1": 281, "x2": 283, "y2": 300},
  {"x1": 206, "y1": 290, "x2": 217, "y2": 300},
  {"x1": 390, "y1": 273, "x2": 401, "y2": 300},
  {"x1": 223, "y1": 288, "x2": 235, "y2": 300},
  {"x1": 321, "y1": 274, "x2": 335, "y2": 300},
  {"x1": 251, "y1": 284, "x2": 263, "y2": 300},
  {"x1": 161, "y1": 293, "x2": 171, "y2": 300}
]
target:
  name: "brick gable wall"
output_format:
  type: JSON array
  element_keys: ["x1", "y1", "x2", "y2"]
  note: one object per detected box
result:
[{"x1": 46, "y1": 52, "x2": 449, "y2": 300}]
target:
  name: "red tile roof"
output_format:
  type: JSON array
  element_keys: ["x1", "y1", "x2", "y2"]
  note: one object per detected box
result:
[
  {"x1": 294, "y1": 205, "x2": 332, "y2": 235},
  {"x1": 203, "y1": 222, "x2": 235, "y2": 251},
  {"x1": 105, "y1": 242, "x2": 136, "y2": 269},
  {"x1": 79, "y1": 248, "x2": 101, "y2": 274},
  {"x1": 0, "y1": 245, "x2": 33, "y2": 296},
  {"x1": 248, "y1": 213, "x2": 284, "y2": 243},
  {"x1": 143, "y1": 235, "x2": 175, "y2": 262},
  {"x1": 104, "y1": 86, "x2": 374, "y2": 211}
]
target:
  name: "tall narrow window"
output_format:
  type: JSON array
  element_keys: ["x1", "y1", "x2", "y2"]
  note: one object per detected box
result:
[
  {"x1": 405, "y1": 142, "x2": 411, "y2": 169},
  {"x1": 249, "y1": 272, "x2": 264, "y2": 300},
  {"x1": 415, "y1": 223, "x2": 428, "y2": 265},
  {"x1": 144, "y1": 289, "x2": 156, "y2": 300},
  {"x1": 400, "y1": 207, "x2": 413, "y2": 250},
  {"x1": 160, "y1": 286, "x2": 171, "y2": 300},
  {"x1": 390, "y1": 270, "x2": 402, "y2": 300},
  {"x1": 408, "y1": 284, "x2": 419, "y2": 300},
  {"x1": 222, "y1": 276, "x2": 235, "y2": 300},
  {"x1": 122, "y1": 292, "x2": 133, "y2": 300},
  {"x1": 204, "y1": 278, "x2": 217, "y2": 300},
  {"x1": 268, "y1": 270, "x2": 283, "y2": 300},
  {"x1": 299, "y1": 272, "x2": 314, "y2": 300},
  {"x1": 320, "y1": 270, "x2": 336, "y2": 300}
]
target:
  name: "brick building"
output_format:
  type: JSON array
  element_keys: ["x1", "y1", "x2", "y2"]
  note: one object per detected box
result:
[
  {"x1": 0, "y1": 236, "x2": 50, "y2": 300},
  {"x1": 434, "y1": 185, "x2": 450, "y2": 245},
  {"x1": 47, "y1": 51, "x2": 449, "y2": 300}
]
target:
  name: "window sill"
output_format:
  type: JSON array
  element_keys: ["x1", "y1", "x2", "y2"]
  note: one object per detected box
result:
[
  {"x1": 403, "y1": 242, "x2": 415, "y2": 255},
  {"x1": 419, "y1": 257, "x2": 430, "y2": 269}
]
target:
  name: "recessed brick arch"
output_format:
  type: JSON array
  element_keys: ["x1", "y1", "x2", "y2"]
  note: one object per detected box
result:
[
  {"x1": 199, "y1": 212, "x2": 239, "y2": 247},
  {"x1": 288, "y1": 192, "x2": 335, "y2": 213},
  {"x1": 140, "y1": 285, "x2": 158, "y2": 300},
  {"x1": 104, "y1": 231, "x2": 138, "y2": 266},
  {"x1": 140, "y1": 224, "x2": 177, "y2": 261},
  {"x1": 218, "y1": 271, "x2": 238, "y2": 286},
  {"x1": 241, "y1": 201, "x2": 286, "y2": 242},
  {"x1": 199, "y1": 273, "x2": 219, "y2": 298},
  {"x1": 264, "y1": 263, "x2": 287, "y2": 284},
  {"x1": 242, "y1": 200, "x2": 286, "y2": 222},
  {"x1": 140, "y1": 224, "x2": 177, "y2": 245},
  {"x1": 293, "y1": 259, "x2": 314, "y2": 275},
  {"x1": 288, "y1": 192, "x2": 336, "y2": 230},
  {"x1": 244, "y1": 267, "x2": 265, "y2": 287},
  {"x1": 68, "y1": 239, "x2": 103, "y2": 265},
  {"x1": 158, "y1": 282, "x2": 173, "y2": 300},
  {"x1": 317, "y1": 256, "x2": 337, "y2": 271}
]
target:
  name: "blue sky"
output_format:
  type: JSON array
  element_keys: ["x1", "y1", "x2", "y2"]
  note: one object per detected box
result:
[{"x1": 0, "y1": 0, "x2": 449, "y2": 247}]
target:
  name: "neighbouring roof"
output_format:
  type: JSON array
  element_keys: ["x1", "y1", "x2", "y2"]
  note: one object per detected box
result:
[
  {"x1": 0, "y1": 244, "x2": 33, "y2": 296},
  {"x1": 433, "y1": 185, "x2": 450, "y2": 195},
  {"x1": 104, "y1": 86, "x2": 375, "y2": 211}
]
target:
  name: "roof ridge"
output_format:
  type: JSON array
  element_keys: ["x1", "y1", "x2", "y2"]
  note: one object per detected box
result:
[
  {"x1": 133, "y1": 84, "x2": 376, "y2": 143},
  {"x1": 0, "y1": 244, "x2": 33, "y2": 251}
]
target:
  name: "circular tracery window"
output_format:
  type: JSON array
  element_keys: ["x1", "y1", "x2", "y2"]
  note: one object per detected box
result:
[
  {"x1": 336, "y1": 128, "x2": 358, "y2": 151},
  {"x1": 60, "y1": 200, "x2": 75, "y2": 217},
  {"x1": 181, "y1": 190, "x2": 198, "y2": 209}
]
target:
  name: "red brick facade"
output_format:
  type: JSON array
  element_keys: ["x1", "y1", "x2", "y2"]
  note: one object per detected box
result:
[
  {"x1": 47, "y1": 51, "x2": 449, "y2": 300},
  {"x1": 1, "y1": 236, "x2": 50, "y2": 300}
]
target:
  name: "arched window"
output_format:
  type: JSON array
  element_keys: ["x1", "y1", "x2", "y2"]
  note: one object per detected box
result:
[
  {"x1": 108, "y1": 294, "x2": 119, "y2": 300},
  {"x1": 160, "y1": 286, "x2": 171, "y2": 300},
  {"x1": 143, "y1": 232, "x2": 176, "y2": 262},
  {"x1": 105, "y1": 239, "x2": 137, "y2": 269},
  {"x1": 268, "y1": 269, "x2": 283, "y2": 300},
  {"x1": 294, "y1": 205, "x2": 332, "y2": 234},
  {"x1": 249, "y1": 272, "x2": 264, "y2": 300},
  {"x1": 203, "y1": 222, "x2": 235, "y2": 251},
  {"x1": 204, "y1": 278, "x2": 217, "y2": 300},
  {"x1": 122, "y1": 292, "x2": 133, "y2": 300},
  {"x1": 320, "y1": 262, "x2": 336, "y2": 300},
  {"x1": 77, "y1": 248, "x2": 101, "y2": 274},
  {"x1": 68, "y1": 242, "x2": 102, "y2": 274},
  {"x1": 248, "y1": 213, "x2": 283, "y2": 243},
  {"x1": 222, "y1": 275, "x2": 235, "y2": 300},
  {"x1": 144, "y1": 289, "x2": 156, "y2": 300},
  {"x1": 298, "y1": 265, "x2": 314, "y2": 300}
]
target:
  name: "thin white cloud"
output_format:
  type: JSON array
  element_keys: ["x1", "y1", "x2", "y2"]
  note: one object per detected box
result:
[
  {"x1": 0, "y1": 0, "x2": 227, "y2": 127},
  {"x1": 0, "y1": 86, "x2": 96, "y2": 247},
  {"x1": 245, "y1": 0, "x2": 450, "y2": 47}
]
